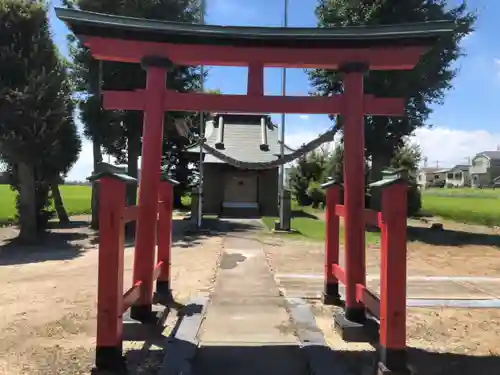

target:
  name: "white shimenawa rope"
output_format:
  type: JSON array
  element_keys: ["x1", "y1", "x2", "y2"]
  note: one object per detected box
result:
[{"x1": 175, "y1": 117, "x2": 340, "y2": 171}]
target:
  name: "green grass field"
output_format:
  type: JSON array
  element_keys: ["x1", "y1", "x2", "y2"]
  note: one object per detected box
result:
[
  {"x1": 0, "y1": 184, "x2": 92, "y2": 224},
  {"x1": 2, "y1": 184, "x2": 499, "y2": 229},
  {"x1": 424, "y1": 187, "x2": 500, "y2": 198},
  {"x1": 422, "y1": 188, "x2": 500, "y2": 227},
  {"x1": 261, "y1": 215, "x2": 380, "y2": 243}
]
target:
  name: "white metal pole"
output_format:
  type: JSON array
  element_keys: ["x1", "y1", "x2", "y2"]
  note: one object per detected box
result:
[
  {"x1": 278, "y1": 0, "x2": 288, "y2": 227},
  {"x1": 197, "y1": 0, "x2": 206, "y2": 228}
]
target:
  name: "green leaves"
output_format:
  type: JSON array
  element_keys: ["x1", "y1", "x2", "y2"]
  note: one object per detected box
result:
[
  {"x1": 311, "y1": 0, "x2": 476, "y2": 162},
  {"x1": 0, "y1": 0, "x2": 82, "y2": 231},
  {"x1": 0, "y1": 0, "x2": 81, "y2": 169}
]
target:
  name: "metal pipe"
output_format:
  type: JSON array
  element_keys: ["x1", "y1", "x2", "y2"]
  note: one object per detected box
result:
[
  {"x1": 278, "y1": 0, "x2": 288, "y2": 227},
  {"x1": 215, "y1": 115, "x2": 224, "y2": 148},
  {"x1": 260, "y1": 116, "x2": 268, "y2": 150},
  {"x1": 197, "y1": 0, "x2": 206, "y2": 228}
]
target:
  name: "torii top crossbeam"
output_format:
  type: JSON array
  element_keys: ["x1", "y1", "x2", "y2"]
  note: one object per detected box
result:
[{"x1": 56, "y1": 8, "x2": 454, "y2": 115}]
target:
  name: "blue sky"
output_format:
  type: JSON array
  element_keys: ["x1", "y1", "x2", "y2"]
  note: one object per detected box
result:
[{"x1": 47, "y1": 0, "x2": 500, "y2": 180}]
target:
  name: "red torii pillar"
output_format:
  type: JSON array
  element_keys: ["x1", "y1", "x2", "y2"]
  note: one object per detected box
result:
[
  {"x1": 328, "y1": 62, "x2": 407, "y2": 335},
  {"x1": 129, "y1": 57, "x2": 171, "y2": 322},
  {"x1": 341, "y1": 62, "x2": 368, "y2": 325}
]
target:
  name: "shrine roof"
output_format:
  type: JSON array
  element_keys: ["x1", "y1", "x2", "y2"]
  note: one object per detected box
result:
[
  {"x1": 185, "y1": 114, "x2": 294, "y2": 164},
  {"x1": 56, "y1": 8, "x2": 455, "y2": 48}
]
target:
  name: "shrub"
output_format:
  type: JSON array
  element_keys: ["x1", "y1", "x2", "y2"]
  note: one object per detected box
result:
[
  {"x1": 407, "y1": 183, "x2": 422, "y2": 217},
  {"x1": 307, "y1": 181, "x2": 325, "y2": 209}
]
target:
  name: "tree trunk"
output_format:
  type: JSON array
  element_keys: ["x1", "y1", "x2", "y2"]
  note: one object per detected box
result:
[
  {"x1": 90, "y1": 141, "x2": 103, "y2": 230},
  {"x1": 51, "y1": 179, "x2": 70, "y2": 225},
  {"x1": 18, "y1": 162, "x2": 37, "y2": 244},
  {"x1": 370, "y1": 153, "x2": 392, "y2": 183}
]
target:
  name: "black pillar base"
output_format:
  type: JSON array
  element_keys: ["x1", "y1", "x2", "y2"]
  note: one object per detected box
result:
[
  {"x1": 377, "y1": 347, "x2": 412, "y2": 375},
  {"x1": 130, "y1": 304, "x2": 159, "y2": 324},
  {"x1": 94, "y1": 346, "x2": 127, "y2": 374},
  {"x1": 333, "y1": 310, "x2": 369, "y2": 343},
  {"x1": 322, "y1": 283, "x2": 342, "y2": 306},
  {"x1": 345, "y1": 306, "x2": 366, "y2": 323},
  {"x1": 155, "y1": 280, "x2": 173, "y2": 303}
]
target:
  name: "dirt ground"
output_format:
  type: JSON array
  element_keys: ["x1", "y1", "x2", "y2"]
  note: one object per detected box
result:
[
  {"x1": 263, "y1": 218, "x2": 500, "y2": 375},
  {"x1": 1, "y1": 214, "x2": 499, "y2": 375},
  {"x1": 0, "y1": 217, "x2": 223, "y2": 375},
  {"x1": 308, "y1": 302, "x2": 500, "y2": 375},
  {"x1": 263, "y1": 216, "x2": 500, "y2": 277}
]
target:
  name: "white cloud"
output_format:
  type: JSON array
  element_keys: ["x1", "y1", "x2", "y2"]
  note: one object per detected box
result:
[
  {"x1": 299, "y1": 115, "x2": 310, "y2": 120},
  {"x1": 284, "y1": 124, "x2": 500, "y2": 169},
  {"x1": 411, "y1": 126, "x2": 500, "y2": 168},
  {"x1": 67, "y1": 124, "x2": 500, "y2": 181}
]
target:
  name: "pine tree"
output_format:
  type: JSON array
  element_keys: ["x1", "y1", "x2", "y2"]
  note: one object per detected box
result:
[
  {"x1": 311, "y1": 0, "x2": 475, "y2": 182},
  {"x1": 0, "y1": 0, "x2": 81, "y2": 240},
  {"x1": 64, "y1": 0, "x2": 203, "y2": 226}
]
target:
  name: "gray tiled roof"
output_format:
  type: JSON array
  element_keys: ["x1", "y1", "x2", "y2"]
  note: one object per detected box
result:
[
  {"x1": 419, "y1": 167, "x2": 440, "y2": 173},
  {"x1": 449, "y1": 164, "x2": 470, "y2": 172},
  {"x1": 55, "y1": 8, "x2": 455, "y2": 49},
  {"x1": 478, "y1": 151, "x2": 500, "y2": 160},
  {"x1": 186, "y1": 114, "x2": 293, "y2": 164}
]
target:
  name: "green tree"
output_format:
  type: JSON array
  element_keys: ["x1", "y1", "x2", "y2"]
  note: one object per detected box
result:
[
  {"x1": 325, "y1": 143, "x2": 344, "y2": 182},
  {"x1": 390, "y1": 141, "x2": 422, "y2": 173},
  {"x1": 64, "y1": 0, "x2": 203, "y2": 227},
  {"x1": 310, "y1": 0, "x2": 475, "y2": 182},
  {"x1": 0, "y1": 0, "x2": 81, "y2": 241},
  {"x1": 390, "y1": 141, "x2": 423, "y2": 216},
  {"x1": 288, "y1": 147, "x2": 331, "y2": 206}
]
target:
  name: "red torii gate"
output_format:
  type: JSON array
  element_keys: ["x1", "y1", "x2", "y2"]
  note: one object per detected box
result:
[{"x1": 57, "y1": 8, "x2": 453, "y2": 375}]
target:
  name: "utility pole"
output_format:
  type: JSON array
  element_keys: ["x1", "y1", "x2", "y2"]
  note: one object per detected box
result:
[
  {"x1": 197, "y1": 0, "x2": 206, "y2": 228},
  {"x1": 278, "y1": 0, "x2": 288, "y2": 229}
]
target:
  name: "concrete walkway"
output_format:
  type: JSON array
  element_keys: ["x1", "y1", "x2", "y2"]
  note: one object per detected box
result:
[
  {"x1": 275, "y1": 273, "x2": 500, "y2": 308},
  {"x1": 192, "y1": 232, "x2": 308, "y2": 375}
]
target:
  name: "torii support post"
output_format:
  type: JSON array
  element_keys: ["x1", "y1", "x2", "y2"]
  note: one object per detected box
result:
[
  {"x1": 333, "y1": 63, "x2": 368, "y2": 336},
  {"x1": 130, "y1": 57, "x2": 171, "y2": 323},
  {"x1": 377, "y1": 176, "x2": 409, "y2": 375},
  {"x1": 156, "y1": 177, "x2": 179, "y2": 300},
  {"x1": 321, "y1": 180, "x2": 342, "y2": 305},
  {"x1": 90, "y1": 173, "x2": 135, "y2": 374}
]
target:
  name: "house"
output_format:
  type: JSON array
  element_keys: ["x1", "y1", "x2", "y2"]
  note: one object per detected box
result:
[
  {"x1": 417, "y1": 167, "x2": 445, "y2": 188},
  {"x1": 185, "y1": 113, "x2": 293, "y2": 217},
  {"x1": 417, "y1": 167, "x2": 448, "y2": 188},
  {"x1": 469, "y1": 151, "x2": 500, "y2": 188},
  {"x1": 445, "y1": 164, "x2": 471, "y2": 188}
]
